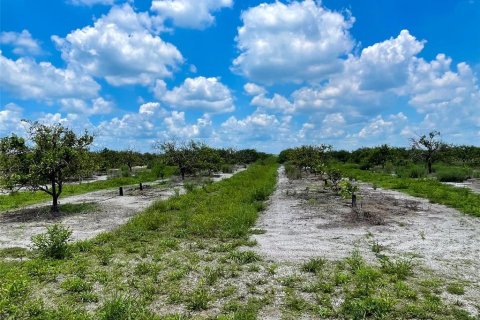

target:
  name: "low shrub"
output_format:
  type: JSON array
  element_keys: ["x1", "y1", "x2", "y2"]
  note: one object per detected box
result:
[
  {"x1": 31, "y1": 224, "x2": 72, "y2": 259},
  {"x1": 221, "y1": 164, "x2": 234, "y2": 173},
  {"x1": 436, "y1": 167, "x2": 471, "y2": 182},
  {"x1": 285, "y1": 163, "x2": 302, "y2": 180}
]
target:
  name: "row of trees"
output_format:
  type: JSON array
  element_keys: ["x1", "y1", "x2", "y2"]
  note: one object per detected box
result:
[
  {"x1": 279, "y1": 132, "x2": 480, "y2": 179},
  {"x1": 0, "y1": 122, "x2": 268, "y2": 213},
  {"x1": 329, "y1": 132, "x2": 480, "y2": 173},
  {"x1": 156, "y1": 141, "x2": 267, "y2": 180}
]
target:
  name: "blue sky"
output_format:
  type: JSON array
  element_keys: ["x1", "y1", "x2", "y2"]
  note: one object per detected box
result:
[{"x1": 1, "y1": 0, "x2": 479, "y2": 153}]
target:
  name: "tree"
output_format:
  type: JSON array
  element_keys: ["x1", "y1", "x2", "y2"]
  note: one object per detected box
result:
[
  {"x1": 0, "y1": 122, "x2": 93, "y2": 213},
  {"x1": 156, "y1": 140, "x2": 200, "y2": 180},
  {"x1": 0, "y1": 135, "x2": 30, "y2": 191},
  {"x1": 410, "y1": 130, "x2": 444, "y2": 174}
]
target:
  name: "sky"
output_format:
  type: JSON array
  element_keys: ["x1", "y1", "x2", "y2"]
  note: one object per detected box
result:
[{"x1": 1, "y1": 0, "x2": 479, "y2": 153}]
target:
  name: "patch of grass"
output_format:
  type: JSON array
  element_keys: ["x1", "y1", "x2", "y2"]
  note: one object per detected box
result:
[
  {"x1": 186, "y1": 287, "x2": 211, "y2": 311},
  {"x1": 228, "y1": 250, "x2": 261, "y2": 264},
  {"x1": 301, "y1": 257, "x2": 326, "y2": 274},
  {"x1": 61, "y1": 277, "x2": 92, "y2": 293},
  {"x1": 436, "y1": 167, "x2": 472, "y2": 182},
  {"x1": 336, "y1": 164, "x2": 480, "y2": 217},
  {"x1": 447, "y1": 283, "x2": 466, "y2": 295}
]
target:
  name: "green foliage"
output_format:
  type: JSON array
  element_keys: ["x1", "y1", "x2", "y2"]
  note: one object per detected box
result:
[
  {"x1": 446, "y1": 283, "x2": 465, "y2": 295},
  {"x1": 0, "y1": 122, "x2": 93, "y2": 213},
  {"x1": 31, "y1": 224, "x2": 72, "y2": 259},
  {"x1": 280, "y1": 145, "x2": 331, "y2": 174},
  {"x1": 339, "y1": 180, "x2": 359, "y2": 199},
  {"x1": 228, "y1": 251, "x2": 261, "y2": 264},
  {"x1": 301, "y1": 257, "x2": 326, "y2": 274},
  {"x1": 97, "y1": 295, "x2": 150, "y2": 320},
  {"x1": 435, "y1": 167, "x2": 472, "y2": 182}
]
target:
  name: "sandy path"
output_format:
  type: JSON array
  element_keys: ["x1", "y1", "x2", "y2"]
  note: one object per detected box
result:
[
  {"x1": 0, "y1": 170, "x2": 244, "y2": 249},
  {"x1": 444, "y1": 178, "x2": 480, "y2": 194},
  {"x1": 254, "y1": 166, "x2": 480, "y2": 313}
]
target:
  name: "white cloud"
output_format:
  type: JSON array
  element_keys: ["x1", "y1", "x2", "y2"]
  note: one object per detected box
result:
[
  {"x1": 408, "y1": 54, "x2": 480, "y2": 112},
  {"x1": 251, "y1": 92, "x2": 294, "y2": 114},
  {"x1": 160, "y1": 76, "x2": 234, "y2": 113},
  {"x1": 68, "y1": 0, "x2": 115, "y2": 6},
  {"x1": 151, "y1": 0, "x2": 233, "y2": 29},
  {"x1": 163, "y1": 112, "x2": 212, "y2": 138},
  {"x1": 0, "y1": 103, "x2": 27, "y2": 136},
  {"x1": 139, "y1": 102, "x2": 167, "y2": 116},
  {"x1": 0, "y1": 51, "x2": 100, "y2": 101},
  {"x1": 244, "y1": 83, "x2": 266, "y2": 96},
  {"x1": 59, "y1": 97, "x2": 114, "y2": 115},
  {"x1": 0, "y1": 30, "x2": 42, "y2": 56},
  {"x1": 53, "y1": 4, "x2": 183, "y2": 86},
  {"x1": 232, "y1": 0, "x2": 354, "y2": 84},
  {"x1": 350, "y1": 30, "x2": 425, "y2": 91}
]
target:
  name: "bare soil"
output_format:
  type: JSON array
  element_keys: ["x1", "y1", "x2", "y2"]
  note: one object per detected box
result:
[
  {"x1": 0, "y1": 170, "x2": 244, "y2": 249},
  {"x1": 444, "y1": 178, "x2": 480, "y2": 194},
  {"x1": 253, "y1": 166, "x2": 480, "y2": 315}
]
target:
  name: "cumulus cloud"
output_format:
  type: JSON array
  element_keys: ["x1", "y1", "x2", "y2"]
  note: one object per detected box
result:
[
  {"x1": 164, "y1": 112, "x2": 213, "y2": 138},
  {"x1": 0, "y1": 30, "x2": 42, "y2": 56},
  {"x1": 408, "y1": 54, "x2": 480, "y2": 112},
  {"x1": 232, "y1": 0, "x2": 354, "y2": 84},
  {"x1": 0, "y1": 51, "x2": 100, "y2": 101},
  {"x1": 59, "y1": 97, "x2": 114, "y2": 115},
  {"x1": 159, "y1": 76, "x2": 235, "y2": 113},
  {"x1": 0, "y1": 103, "x2": 27, "y2": 136},
  {"x1": 151, "y1": 0, "x2": 233, "y2": 29},
  {"x1": 53, "y1": 4, "x2": 183, "y2": 86},
  {"x1": 139, "y1": 102, "x2": 163, "y2": 116},
  {"x1": 244, "y1": 83, "x2": 266, "y2": 96}
]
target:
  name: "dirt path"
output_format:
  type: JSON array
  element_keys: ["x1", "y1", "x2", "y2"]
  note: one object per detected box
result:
[
  {"x1": 0, "y1": 170, "x2": 244, "y2": 249},
  {"x1": 254, "y1": 166, "x2": 480, "y2": 314},
  {"x1": 444, "y1": 178, "x2": 480, "y2": 194}
]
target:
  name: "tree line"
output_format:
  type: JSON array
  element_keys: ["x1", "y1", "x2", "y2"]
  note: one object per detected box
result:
[{"x1": 0, "y1": 122, "x2": 268, "y2": 213}]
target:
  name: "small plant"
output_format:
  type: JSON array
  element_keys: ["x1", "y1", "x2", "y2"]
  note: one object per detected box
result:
[
  {"x1": 31, "y1": 224, "x2": 72, "y2": 259},
  {"x1": 446, "y1": 283, "x2": 465, "y2": 295},
  {"x1": 228, "y1": 250, "x2": 260, "y2": 264},
  {"x1": 339, "y1": 179, "x2": 359, "y2": 208},
  {"x1": 183, "y1": 182, "x2": 196, "y2": 192},
  {"x1": 301, "y1": 257, "x2": 326, "y2": 274},
  {"x1": 61, "y1": 277, "x2": 92, "y2": 293},
  {"x1": 326, "y1": 168, "x2": 342, "y2": 193},
  {"x1": 186, "y1": 287, "x2": 211, "y2": 311},
  {"x1": 97, "y1": 294, "x2": 145, "y2": 320}
]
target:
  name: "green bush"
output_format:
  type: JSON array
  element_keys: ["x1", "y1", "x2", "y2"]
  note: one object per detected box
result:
[
  {"x1": 120, "y1": 165, "x2": 131, "y2": 177},
  {"x1": 396, "y1": 165, "x2": 426, "y2": 179},
  {"x1": 436, "y1": 167, "x2": 471, "y2": 182},
  {"x1": 221, "y1": 164, "x2": 234, "y2": 173},
  {"x1": 285, "y1": 163, "x2": 302, "y2": 179},
  {"x1": 31, "y1": 224, "x2": 72, "y2": 259}
]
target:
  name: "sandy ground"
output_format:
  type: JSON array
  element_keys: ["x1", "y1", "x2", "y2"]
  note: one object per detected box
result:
[
  {"x1": 0, "y1": 169, "x2": 244, "y2": 249},
  {"x1": 254, "y1": 166, "x2": 480, "y2": 315},
  {"x1": 444, "y1": 178, "x2": 480, "y2": 194}
]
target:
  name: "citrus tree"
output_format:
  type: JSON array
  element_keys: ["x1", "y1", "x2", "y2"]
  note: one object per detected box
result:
[{"x1": 0, "y1": 122, "x2": 93, "y2": 213}]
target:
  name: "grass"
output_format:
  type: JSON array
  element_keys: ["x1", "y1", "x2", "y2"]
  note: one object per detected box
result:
[
  {"x1": 336, "y1": 164, "x2": 480, "y2": 217},
  {"x1": 0, "y1": 159, "x2": 477, "y2": 319},
  {"x1": 0, "y1": 172, "x2": 162, "y2": 212},
  {"x1": 0, "y1": 160, "x2": 279, "y2": 319}
]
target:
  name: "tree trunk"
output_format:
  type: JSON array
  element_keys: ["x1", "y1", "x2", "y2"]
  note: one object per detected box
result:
[
  {"x1": 51, "y1": 178, "x2": 59, "y2": 214},
  {"x1": 181, "y1": 170, "x2": 185, "y2": 180},
  {"x1": 52, "y1": 193, "x2": 59, "y2": 214},
  {"x1": 427, "y1": 161, "x2": 433, "y2": 174}
]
